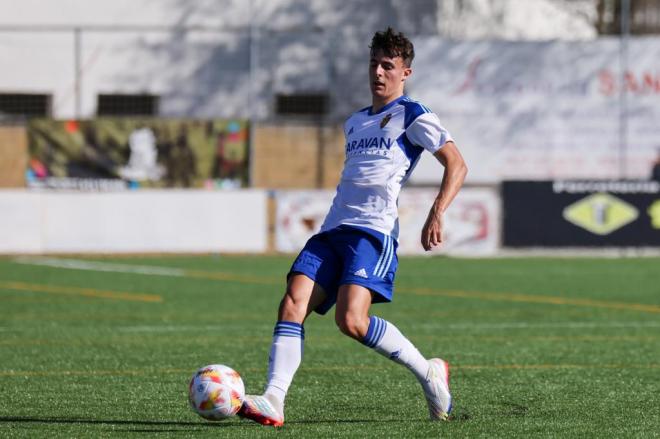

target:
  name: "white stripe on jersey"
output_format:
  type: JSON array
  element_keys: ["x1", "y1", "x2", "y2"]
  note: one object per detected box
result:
[
  {"x1": 378, "y1": 237, "x2": 395, "y2": 278},
  {"x1": 373, "y1": 235, "x2": 391, "y2": 277}
]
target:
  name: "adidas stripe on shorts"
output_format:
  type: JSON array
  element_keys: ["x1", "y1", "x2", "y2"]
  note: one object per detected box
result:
[{"x1": 288, "y1": 224, "x2": 398, "y2": 315}]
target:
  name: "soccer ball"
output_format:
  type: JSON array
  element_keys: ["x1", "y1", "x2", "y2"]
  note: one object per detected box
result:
[{"x1": 188, "y1": 364, "x2": 245, "y2": 421}]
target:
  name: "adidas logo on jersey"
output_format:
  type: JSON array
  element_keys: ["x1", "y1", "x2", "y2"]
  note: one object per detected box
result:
[
  {"x1": 353, "y1": 268, "x2": 368, "y2": 278},
  {"x1": 348, "y1": 126, "x2": 354, "y2": 135}
]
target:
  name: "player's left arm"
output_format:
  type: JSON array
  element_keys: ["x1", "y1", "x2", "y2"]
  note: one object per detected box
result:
[{"x1": 421, "y1": 141, "x2": 468, "y2": 251}]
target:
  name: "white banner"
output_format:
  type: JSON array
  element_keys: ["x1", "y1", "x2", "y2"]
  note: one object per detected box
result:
[
  {"x1": 408, "y1": 38, "x2": 660, "y2": 184},
  {"x1": 0, "y1": 190, "x2": 267, "y2": 253},
  {"x1": 397, "y1": 188, "x2": 500, "y2": 256},
  {"x1": 275, "y1": 190, "x2": 335, "y2": 253},
  {"x1": 275, "y1": 189, "x2": 499, "y2": 256}
]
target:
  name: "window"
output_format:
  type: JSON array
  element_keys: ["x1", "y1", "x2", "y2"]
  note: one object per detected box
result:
[
  {"x1": 97, "y1": 94, "x2": 159, "y2": 116},
  {"x1": 598, "y1": 0, "x2": 660, "y2": 34},
  {"x1": 275, "y1": 93, "x2": 329, "y2": 117},
  {"x1": 0, "y1": 93, "x2": 51, "y2": 118}
]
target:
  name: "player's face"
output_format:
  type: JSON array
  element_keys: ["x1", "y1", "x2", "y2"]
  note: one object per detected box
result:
[{"x1": 369, "y1": 49, "x2": 411, "y2": 105}]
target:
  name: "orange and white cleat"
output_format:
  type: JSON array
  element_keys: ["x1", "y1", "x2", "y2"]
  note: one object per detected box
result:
[
  {"x1": 238, "y1": 394, "x2": 284, "y2": 427},
  {"x1": 423, "y1": 358, "x2": 452, "y2": 421}
]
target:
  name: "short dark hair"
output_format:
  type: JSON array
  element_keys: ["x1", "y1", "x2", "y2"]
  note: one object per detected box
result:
[{"x1": 370, "y1": 27, "x2": 415, "y2": 67}]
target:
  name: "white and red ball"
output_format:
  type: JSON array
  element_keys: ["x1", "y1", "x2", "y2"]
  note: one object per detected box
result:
[{"x1": 188, "y1": 364, "x2": 245, "y2": 421}]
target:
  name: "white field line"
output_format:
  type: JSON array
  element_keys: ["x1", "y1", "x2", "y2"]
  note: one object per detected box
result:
[
  {"x1": 117, "y1": 320, "x2": 660, "y2": 333},
  {"x1": 13, "y1": 257, "x2": 187, "y2": 277}
]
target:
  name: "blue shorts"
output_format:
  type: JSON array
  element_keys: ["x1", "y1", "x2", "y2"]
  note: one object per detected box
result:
[{"x1": 288, "y1": 225, "x2": 398, "y2": 315}]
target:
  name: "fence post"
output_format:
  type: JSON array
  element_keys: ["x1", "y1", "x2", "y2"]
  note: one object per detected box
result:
[
  {"x1": 619, "y1": 0, "x2": 630, "y2": 179},
  {"x1": 74, "y1": 27, "x2": 82, "y2": 119}
]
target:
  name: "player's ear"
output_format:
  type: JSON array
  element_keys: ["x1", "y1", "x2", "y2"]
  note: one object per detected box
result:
[{"x1": 402, "y1": 67, "x2": 412, "y2": 82}]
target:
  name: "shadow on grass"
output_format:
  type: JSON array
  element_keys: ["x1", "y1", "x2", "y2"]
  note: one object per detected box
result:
[
  {"x1": 0, "y1": 416, "x2": 237, "y2": 429},
  {"x1": 1, "y1": 414, "x2": 469, "y2": 430}
]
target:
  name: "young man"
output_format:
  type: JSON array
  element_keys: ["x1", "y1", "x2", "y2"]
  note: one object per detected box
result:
[{"x1": 239, "y1": 27, "x2": 467, "y2": 426}]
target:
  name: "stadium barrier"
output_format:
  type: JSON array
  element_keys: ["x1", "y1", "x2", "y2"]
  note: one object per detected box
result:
[
  {"x1": 0, "y1": 190, "x2": 268, "y2": 254},
  {"x1": 0, "y1": 187, "x2": 499, "y2": 255},
  {"x1": 502, "y1": 180, "x2": 660, "y2": 247},
  {"x1": 275, "y1": 188, "x2": 500, "y2": 256}
]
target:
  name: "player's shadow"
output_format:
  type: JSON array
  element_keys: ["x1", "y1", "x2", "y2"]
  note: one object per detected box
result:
[
  {"x1": 0, "y1": 413, "x2": 471, "y2": 430},
  {"x1": 0, "y1": 416, "x2": 390, "y2": 426}
]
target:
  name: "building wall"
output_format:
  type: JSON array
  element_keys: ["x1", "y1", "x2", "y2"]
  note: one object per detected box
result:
[
  {"x1": 252, "y1": 123, "x2": 344, "y2": 189},
  {"x1": 0, "y1": 126, "x2": 28, "y2": 187},
  {"x1": 0, "y1": 0, "x2": 600, "y2": 120}
]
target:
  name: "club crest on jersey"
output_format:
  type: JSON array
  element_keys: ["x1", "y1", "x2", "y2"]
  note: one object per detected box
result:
[{"x1": 380, "y1": 113, "x2": 392, "y2": 128}]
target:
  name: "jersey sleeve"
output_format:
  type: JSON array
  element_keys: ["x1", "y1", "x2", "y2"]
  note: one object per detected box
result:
[{"x1": 405, "y1": 112, "x2": 453, "y2": 154}]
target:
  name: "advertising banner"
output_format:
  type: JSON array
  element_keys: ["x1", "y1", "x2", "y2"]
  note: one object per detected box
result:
[
  {"x1": 409, "y1": 38, "x2": 660, "y2": 184},
  {"x1": 27, "y1": 118, "x2": 249, "y2": 190},
  {"x1": 275, "y1": 188, "x2": 500, "y2": 256},
  {"x1": 502, "y1": 180, "x2": 660, "y2": 247}
]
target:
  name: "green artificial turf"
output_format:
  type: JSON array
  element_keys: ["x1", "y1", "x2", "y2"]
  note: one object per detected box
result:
[{"x1": 0, "y1": 255, "x2": 658, "y2": 438}]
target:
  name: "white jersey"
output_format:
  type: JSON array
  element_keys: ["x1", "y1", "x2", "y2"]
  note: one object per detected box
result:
[{"x1": 320, "y1": 95, "x2": 453, "y2": 240}]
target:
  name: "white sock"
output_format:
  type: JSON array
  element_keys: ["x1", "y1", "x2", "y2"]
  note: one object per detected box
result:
[
  {"x1": 363, "y1": 316, "x2": 430, "y2": 384},
  {"x1": 263, "y1": 321, "x2": 304, "y2": 411}
]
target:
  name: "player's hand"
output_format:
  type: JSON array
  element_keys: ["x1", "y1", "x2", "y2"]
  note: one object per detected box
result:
[{"x1": 421, "y1": 209, "x2": 443, "y2": 251}]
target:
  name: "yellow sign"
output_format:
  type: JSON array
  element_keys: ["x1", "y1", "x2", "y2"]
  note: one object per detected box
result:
[
  {"x1": 562, "y1": 193, "x2": 638, "y2": 235},
  {"x1": 648, "y1": 200, "x2": 660, "y2": 229}
]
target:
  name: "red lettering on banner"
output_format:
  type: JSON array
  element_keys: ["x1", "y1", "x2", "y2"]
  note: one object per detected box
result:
[
  {"x1": 599, "y1": 69, "x2": 660, "y2": 95},
  {"x1": 599, "y1": 70, "x2": 616, "y2": 96},
  {"x1": 453, "y1": 58, "x2": 482, "y2": 95},
  {"x1": 642, "y1": 72, "x2": 660, "y2": 92},
  {"x1": 625, "y1": 72, "x2": 639, "y2": 92}
]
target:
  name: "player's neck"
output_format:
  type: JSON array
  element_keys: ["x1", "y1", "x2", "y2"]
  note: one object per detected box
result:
[{"x1": 372, "y1": 92, "x2": 404, "y2": 113}]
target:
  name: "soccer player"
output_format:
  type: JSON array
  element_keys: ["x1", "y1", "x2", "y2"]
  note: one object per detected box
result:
[{"x1": 239, "y1": 27, "x2": 467, "y2": 426}]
